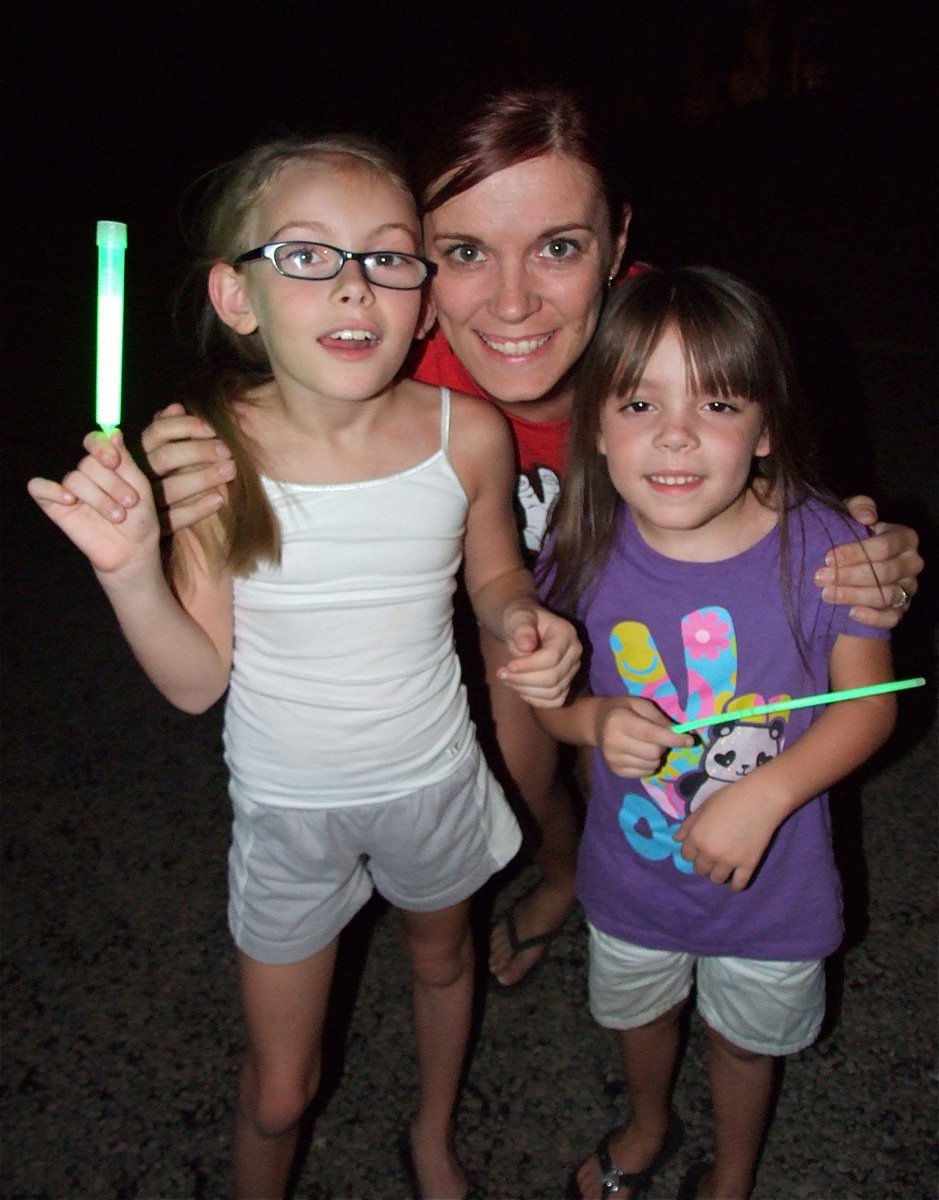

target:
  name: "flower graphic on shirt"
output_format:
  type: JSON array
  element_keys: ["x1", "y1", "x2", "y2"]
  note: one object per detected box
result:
[{"x1": 683, "y1": 609, "x2": 732, "y2": 661}]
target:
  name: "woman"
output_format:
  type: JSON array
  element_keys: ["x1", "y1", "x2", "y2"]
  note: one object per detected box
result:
[{"x1": 91, "y1": 88, "x2": 922, "y2": 995}]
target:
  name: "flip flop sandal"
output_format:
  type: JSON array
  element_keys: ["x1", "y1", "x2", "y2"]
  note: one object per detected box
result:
[
  {"x1": 675, "y1": 1159, "x2": 712, "y2": 1200},
  {"x1": 490, "y1": 898, "x2": 563, "y2": 992},
  {"x1": 566, "y1": 1114, "x2": 685, "y2": 1199}
]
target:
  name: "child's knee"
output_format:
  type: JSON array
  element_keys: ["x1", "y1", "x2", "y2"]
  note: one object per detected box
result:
[
  {"x1": 706, "y1": 1024, "x2": 770, "y2": 1065},
  {"x1": 409, "y1": 933, "x2": 472, "y2": 989},
  {"x1": 240, "y1": 1058, "x2": 320, "y2": 1138}
]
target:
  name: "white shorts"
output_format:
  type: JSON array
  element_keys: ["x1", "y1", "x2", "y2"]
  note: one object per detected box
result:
[
  {"x1": 228, "y1": 745, "x2": 521, "y2": 965},
  {"x1": 588, "y1": 923, "x2": 825, "y2": 1056}
]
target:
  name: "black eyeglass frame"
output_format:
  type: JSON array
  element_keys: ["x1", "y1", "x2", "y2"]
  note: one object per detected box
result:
[{"x1": 232, "y1": 241, "x2": 437, "y2": 290}]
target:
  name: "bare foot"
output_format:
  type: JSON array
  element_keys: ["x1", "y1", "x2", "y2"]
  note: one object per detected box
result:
[
  {"x1": 406, "y1": 1121, "x2": 469, "y2": 1200},
  {"x1": 573, "y1": 1119, "x2": 671, "y2": 1200},
  {"x1": 488, "y1": 878, "x2": 574, "y2": 987}
]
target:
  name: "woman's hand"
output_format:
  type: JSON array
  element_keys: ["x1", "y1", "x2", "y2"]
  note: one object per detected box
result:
[
  {"x1": 815, "y1": 496, "x2": 923, "y2": 628},
  {"x1": 85, "y1": 404, "x2": 235, "y2": 535}
]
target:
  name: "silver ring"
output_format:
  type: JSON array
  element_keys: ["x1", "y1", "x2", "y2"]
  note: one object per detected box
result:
[{"x1": 891, "y1": 583, "x2": 911, "y2": 610}]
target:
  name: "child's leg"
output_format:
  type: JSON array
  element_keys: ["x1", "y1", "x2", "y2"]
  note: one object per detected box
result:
[
  {"x1": 704, "y1": 1027, "x2": 775, "y2": 1199},
  {"x1": 694, "y1": 955, "x2": 825, "y2": 1200},
  {"x1": 399, "y1": 898, "x2": 475, "y2": 1200},
  {"x1": 233, "y1": 942, "x2": 338, "y2": 1200},
  {"x1": 482, "y1": 629, "x2": 578, "y2": 987},
  {"x1": 573, "y1": 1000, "x2": 685, "y2": 1200}
]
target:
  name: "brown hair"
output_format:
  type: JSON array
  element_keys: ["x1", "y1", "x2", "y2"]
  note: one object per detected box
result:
[
  {"x1": 173, "y1": 135, "x2": 417, "y2": 586},
  {"x1": 416, "y1": 87, "x2": 628, "y2": 244},
  {"x1": 542, "y1": 266, "x2": 864, "y2": 656}
]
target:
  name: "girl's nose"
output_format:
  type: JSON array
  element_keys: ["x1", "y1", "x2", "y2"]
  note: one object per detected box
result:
[
  {"x1": 487, "y1": 262, "x2": 541, "y2": 323},
  {"x1": 331, "y1": 259, "x2": 376, "y2": 303},
  {"x1": 653, "y1": 419, "x2": 699, "y2": 452}
]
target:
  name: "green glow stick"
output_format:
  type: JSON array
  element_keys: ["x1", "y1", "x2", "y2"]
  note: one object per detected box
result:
[
  {"x1": 671, "y1": 677, "x2": 925, "y2": 734},
  {"x1": 95, "y1": 220, "x2": 127, "y2": 434}
]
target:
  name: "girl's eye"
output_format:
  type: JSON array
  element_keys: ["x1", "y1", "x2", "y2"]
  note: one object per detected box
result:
[
  {"x1": 703, "y1": 400, "x2": 739, "y2": 414},
  {"x1": 283, "y1": 244, "x2": 327, "y2": 270},
  {"x1": 539, "y1": 238, "x2": 580, "y2": 260},
  {"x1": 443, "y1": 243, "x2": 486, "y2": 265},
  {"x1": 624, "y1": 400, "x2": 652, "y2": 413}
]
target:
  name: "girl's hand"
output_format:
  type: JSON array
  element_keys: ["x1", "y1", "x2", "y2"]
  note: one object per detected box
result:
[
  {"x1": 496, "y1": 603, "x2": 582, "y2": 707},
  {"x1": 594, "y1": 697, "x2": 693, "y2": 777},
  {"x1": 674, "y1": 780, "x2": 778, "y2": 891},
  {"x1": 815, "y1": 496, "x2": 923, "y2": 628},
  {"x1": 87, "y1": 404, "x2": 234, "y2": 534},
  {"x1": 27, "y1": 431, "x2": 161, "y2": 575}
]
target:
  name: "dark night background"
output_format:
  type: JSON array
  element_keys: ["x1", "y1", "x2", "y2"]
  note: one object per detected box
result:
[{"x1": 3, "y1": 3, "x2": 936, "y2": 1198}]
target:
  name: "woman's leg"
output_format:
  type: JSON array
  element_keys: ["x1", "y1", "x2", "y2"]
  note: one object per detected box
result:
[
  {"x1": 399, "y1": 899, "x2": 475, "y2": 1200},
  {"x1": 574, "y1": 1000, "x2": 685, "y2": 1200},
  {"x1": 480, "y1": 627, "x2": 579, "y2": 986},
  {"x1": 232, "y1": 941, "x2": 338, "y2": 1200},
  {"x1": 700, "y1": 1026, "x2": 776, "y2": 1199}
]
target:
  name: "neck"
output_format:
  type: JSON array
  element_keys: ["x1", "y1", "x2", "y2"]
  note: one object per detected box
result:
[{"x1": 488, "y1": 380, "x2": 575, "y2": 426}]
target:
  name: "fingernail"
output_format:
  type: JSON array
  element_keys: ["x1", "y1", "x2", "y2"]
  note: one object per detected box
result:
[
  {"x1": 218, "y1": 460, "x2": 236, "y2": 479},
  {"x1": 109, "y1": 507, "x2": 124, "y2": 521}
]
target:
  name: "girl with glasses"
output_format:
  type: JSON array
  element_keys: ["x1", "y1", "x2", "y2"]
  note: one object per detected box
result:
[{"x1": 27, "y1": 133, "x2": 580, "y2": 1200}]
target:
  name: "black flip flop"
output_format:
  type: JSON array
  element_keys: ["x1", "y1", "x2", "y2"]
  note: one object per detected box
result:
[{"x1": 490, "y1": 895, "x2": 564, "y2": 993}]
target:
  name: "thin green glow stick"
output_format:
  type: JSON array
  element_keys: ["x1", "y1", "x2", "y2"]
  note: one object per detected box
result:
[
  {"x1": 671, "y1": 677, "x2": 925, "y2": 734},
  {"x1": 96, "y1": 220, "x2": 127, "y2": 434}
]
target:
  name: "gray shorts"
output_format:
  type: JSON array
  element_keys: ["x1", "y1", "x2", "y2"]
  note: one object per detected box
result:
[
  {"x1": 588, "y1": 923, "x2": 825, "y2": 1056},
  {"x1": 228, "y1": 745, "x2": 521, "y2": 965}
]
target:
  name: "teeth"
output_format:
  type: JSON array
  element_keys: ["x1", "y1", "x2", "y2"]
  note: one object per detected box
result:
[
  {"x1": 479, "y1": 332, "x2": 551, "y2": 356},
  {"x1": 329, "y1": 329, "x2": 377, "y2": 342},
  {"x1": 651, "y1": 474, "x2": 699, "y2": 485}
]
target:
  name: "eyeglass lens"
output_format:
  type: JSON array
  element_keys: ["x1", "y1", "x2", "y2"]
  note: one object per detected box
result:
[{"x1": 273, "y1": 242, "x2": 427, "y2": 288}]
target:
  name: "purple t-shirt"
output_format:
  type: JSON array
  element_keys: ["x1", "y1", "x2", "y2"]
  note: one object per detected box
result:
[{"x1": 564, "y1": 499, "x2": 888, "y2": 961}]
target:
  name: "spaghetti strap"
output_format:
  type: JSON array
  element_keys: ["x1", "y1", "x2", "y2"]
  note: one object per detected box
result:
[{"x1": 439, "y1": 387, "x2": 451, "y2": 453}]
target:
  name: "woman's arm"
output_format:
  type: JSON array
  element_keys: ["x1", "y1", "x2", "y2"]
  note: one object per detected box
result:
[
  {"x1": 675, "y1": 635, "x2": 896, "y2": 891},
  {"x1": 451, "y1": 394, "x2": 581, "y2": 707},
  {"x1": 817, "y1": 496, "x2": 923, "y2": 628},
  {"x1": 28, "y1": 433, "x2": 233, "y2": 713}
]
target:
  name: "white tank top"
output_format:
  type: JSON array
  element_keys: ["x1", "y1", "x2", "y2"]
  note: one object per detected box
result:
[{"x1": 224, "y1": 388, "x2": 475, "y2": 809}]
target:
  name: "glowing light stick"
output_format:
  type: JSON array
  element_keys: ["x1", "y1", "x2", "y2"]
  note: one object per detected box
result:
[
  {"x1": 95, "y1": 220, "x2": 127, "y2": 434},
  {"x1": 671, "y1": 677, "x2": 925, "y2": 734}
]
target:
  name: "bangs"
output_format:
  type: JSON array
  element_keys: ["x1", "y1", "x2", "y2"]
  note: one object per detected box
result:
[{"x1": 606, "y1": 271, "x2": 771, "y2": 403}]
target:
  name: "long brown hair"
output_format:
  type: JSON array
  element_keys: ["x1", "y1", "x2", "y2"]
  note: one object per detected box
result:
[
  {"x1": 543, "y1": 267, "x2": 865, "y2": 654},
  {"x1": 172, "y1": 135, "x2": 417, "y2": 585}
]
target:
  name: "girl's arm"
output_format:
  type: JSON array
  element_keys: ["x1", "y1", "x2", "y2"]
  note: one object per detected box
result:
[
  {"x1": 451, "y1": 395, "x2": 581, "y2": 707},
  {"x1": 536, "y1": 693, "x2": 692, "y2": 776},
  {"x1": 817, "y1": 496, "x2": 923, "y2": 628},
  {"x1": 675, "y1": 635, "x2": 896, "y2": 891},
  {"x1": 28, "y1": 433, "x2": 233, "y2": 714}
]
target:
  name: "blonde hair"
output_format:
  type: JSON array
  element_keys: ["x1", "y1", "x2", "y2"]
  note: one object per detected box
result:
[{"x1": 172, "y1": 135, "x2": 417, "y2": 587}]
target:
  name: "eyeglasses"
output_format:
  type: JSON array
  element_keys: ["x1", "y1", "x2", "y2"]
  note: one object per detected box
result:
[{"x1": 233, "y1": 241, "x2": 437, "y2": 290}]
